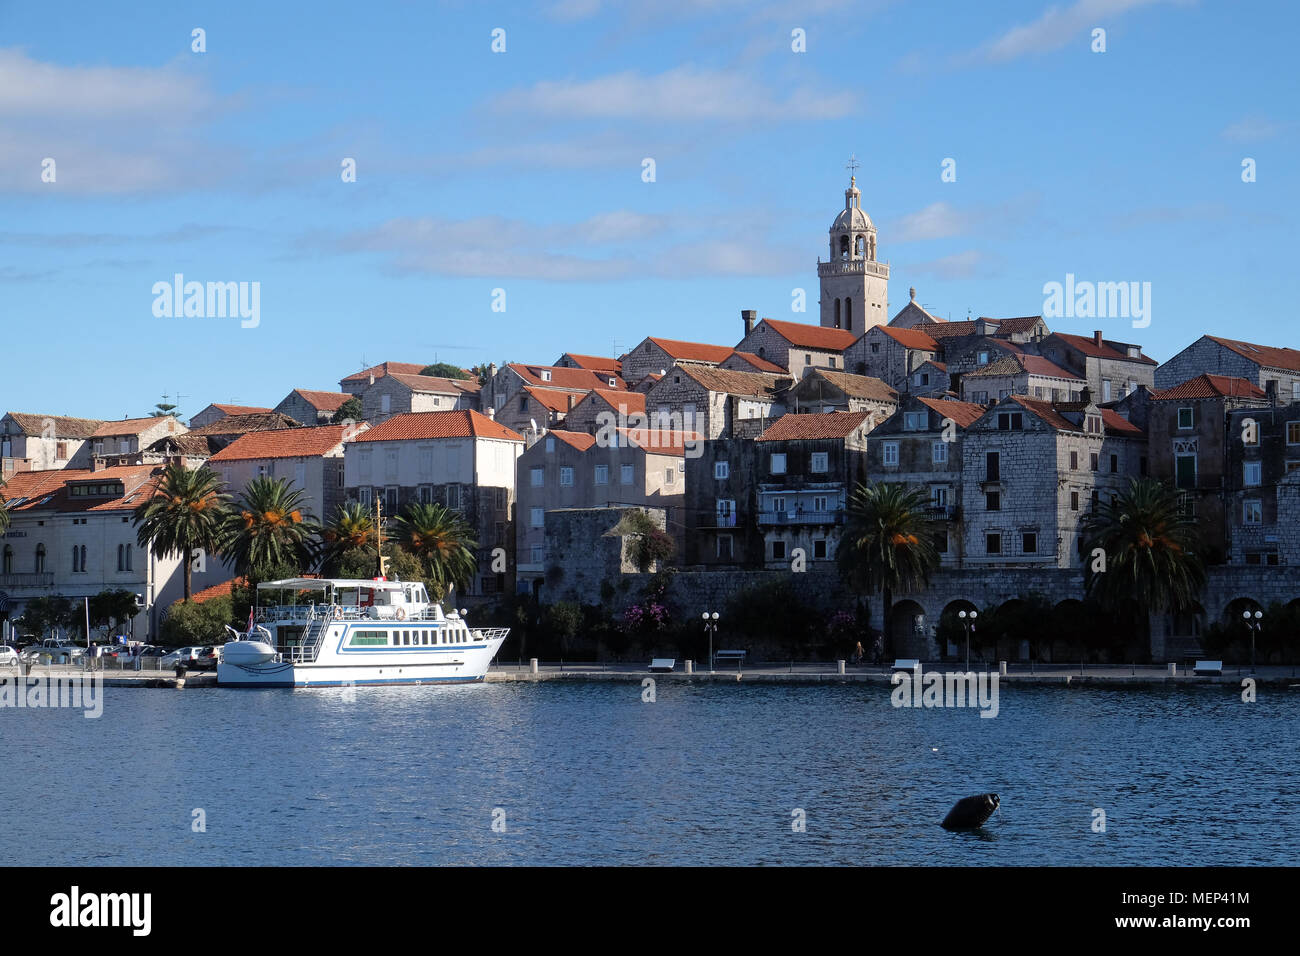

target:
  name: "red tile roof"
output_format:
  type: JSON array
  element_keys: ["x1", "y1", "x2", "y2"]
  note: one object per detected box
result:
[
  {"x1": 546, "y1": 430, "x2": 597, "y2": 451},
  {"x1": 923, "y1": 319, "x2": 987, "y2": 339},
  {"x1": 209, "y1": 424, "x2": 355, "y2": 462},
  {"x1": 674, "y1": 363, "x2": 787, "y2": 399},
  {"x1": 760, "y1": 318, "x2": 857, "y2": 351},
  {"x1": 645, "y1": 337, "x2": 735, "y2": 364},
  {"x1": 581, "y1": 388, "x2": 647, "y2": 415},
  {"x1": 1006, "y1": 395, "x2": 1077, "y2": 431},
  {"x1": 1151, "y1": 373, "x2": 1267, "y2": 401},
  {"x1": 351, "y1": 410, "x2": 523, "y2": 443},
  {"x1": 509, "y1": 363, "x2": 625, "y2": 391},
  {"x1": 726, "y1": 350, "x2": 787, "y2": 373},
  {"x1": 188, "y1": 412, "x2": 301, "y2": 436},
  {"x1": 1100, "y1": 409, "x2": 1144, "y2": 437},
  {"x1": 290, "y1": 389, "x2": 352, "y2": 412},
  {"x1": 756, "y1": 411, "x2": 873, "y2": 441},
  {"x1": 91, "y1": 416, "x2": 177, "y2": 438},
  {"x1": 2, "y1": 465, "x2": 164, "y2": 514},
  {"x1": 1205, "y1": 336, "x2": 1300, "y2": 373},
  {"x1": 561, "y1": 353, "x2": 623, "y2": 374},
  {"x1": 966, "y1": 354, "x2": 1082, "y2": 381},
  {"x1": 210, "y1": 404, "x2": 273, "y2": 416},
  {"x1": 1049, "y1": 332, "x2": 1157, "y2": 365},
  {"x1": 187, "y1": 577, "x2": 244, "y2": 604},
  {"x1": 878, "y1": 326, "x2": 940, "y2": 351},
  {"x1": 522, "y1": 386, "x2": 588, "y2": 414},
  {"x1": 916, "y1": 397, "x2": 986, "y2": 429},
  {"x1": 984, "y1": 315, "x2": 1043, "y2": 334},
  {"x1": 386, "y1": 372, "x2": 481, "y2": 394},
  {"x1": 3, "y1": 412, "x2": 104, "y2": 438},
  {"x1": 798, "y1": 369, "x2": 897, "y2": 403},
  {"x1": 340, "y1": 361, "x2": 427, "y2": 383}
]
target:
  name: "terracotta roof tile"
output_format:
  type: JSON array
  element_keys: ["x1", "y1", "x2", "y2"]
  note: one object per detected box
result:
[
  {"x1": 509, "y1": 363, "x2": 625, "y2": 391},
  {"x1": 3, "y1": 465, "x2": 163, "y2": 514},
  {"x1": 674, "y1": 363, "x2": 787, "y2": 398},
  {"x1": 966, "y1": 354, "x2": 1082, "y2": 381},
  {"x1": 756, "y1": 411, "x2": 873, "y2": 441},
  {"x1": 560, "y1": 353, "x2": 623, "y2": 373},
  {"x1": 760, "y1": 318, "x2": 857, "y2": 351},
  {"x1": 290, "y1": 389, "x2": 353, "y2": 412},
  {"x1": 91, "y1": 416, "x2": 179, "y2": 438},
  {"x1": 726, "y1": 350, "x2": 787, "y2": 373},
  {"x1": 546, "y1": 430, "x2": 598, "y2": 451},
  {"x1": 582, "y1": 389, "x2": 647, "y2": 414},
  {"x1": 351, "y1": 410, "x2": 523, "y2": 443},
  {"x1": 800, "y1": 369, "x2": 897, "y2": 403},
  {"x1": 1151, "y1": 373, "x2": 1267, "y2": 401},
  {"x1": 1048, "y1": 332, "x2": 1157, "y2": 365},
  {"x1": 1100, "y1": 408, "x2": 1144, "y2": 437},
  {"x1": 3, "y1": 412, "x2": 104, "y2": 438},
  {"x1": 1006, "y1": 395, "x2": 1079, "y2": 432},
  {"x1": 878, "y1": 326, "x2": 940, "y2": 351},
  {"x1": 209, "y1": 424, "x2": 356, "y2": 462},
  {"x1": 915, "y1": 397, "x2": 985, "y2": 429},
  {"x1": 340, "y1": 361, "x2": 427, "y2": 383},
  {"x1": 1204, "y1": 336, "x2": 1300, "y2": 373},
  {"x1": 385, "y1": 372, "x2": 481, "y2": 394},
  {"x1": 645, "y1": 337, "x2": 735, "y2": 364},
  {"x1": 522, "y1": 386, "x2": 588, "y2": 414},
  {"x1": 210, "y1": 404, "x2": 273, "y2": 416}
]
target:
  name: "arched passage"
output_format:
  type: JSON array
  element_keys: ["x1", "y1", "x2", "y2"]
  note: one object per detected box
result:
[
  {"x1": 889, "y1": 599, "x2": 928, "y2": 659},
  {"x1": 938, "y1": 599, "x2": 979, "y2": 661}
]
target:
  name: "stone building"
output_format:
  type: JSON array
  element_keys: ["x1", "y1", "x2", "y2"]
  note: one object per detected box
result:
[
  {"x1": 904, "y1": 359, "x2": 952, "y2": 397},
  {"x1": 188, "y1": 403, "x2": 273, "y2": 429},
  {"x1": 1156, "y1": 335, "x2": 1300, "y2": 401},
  {"x1": 514, "y1": 427, "x2": 689, "y2": 593},
  {"x1": 1037, "y1": 331, "x2": 1157, "y2": 403},
  {"x1": 487, "y1": 363, "x2": 623, "y2": 418},
  {"x1": 90, "y1": 416, "x2": 190, "y2": 467},
  {"x1": 867, "y1": 395, "x2": 985, "y2": 566},
  {"x1": 752, "y1": 411, "x2": 874, "y2": 569},
  {"x1": 846, "y1": 325, "x2": 939, "y2": 391},
  {"x1": 186, "y1": 412, "x2": 302, "y2": 455},
  {"x1": 1226, "y1": 401, "x2": 1300, "y2": 566},
  {"x1": 554, "y1": 353, "x2": 623, "y2": 377},
  {"x1": 0, "y1": 412, "x2": 103, "y2": 473},
  {"x1": 496, "y1": 386, "x2": 587, "y2": 440},
  {"x1": 816, "y1": 175, "x2": 890, "y2": 333},
  {"x1": 360, "y1": 372, "x2": 480, "y2": 425},
  {"x1": 561, "y1": 388, "x2": 647, "y2": 435},
  {"x1": 958, "y1": 394, "x2": 1145, "y2": 570},
  {"x1": 208, "y1": 423, "x2": 360, "y2": 524},
  {"x1": 720, "y1": 349, "x2": 787, "y2": 375},
  {"x1": 642, "y1": 363, "x2": 789, "y2": 440},
  {"x1": 0, "y1": 465, "x2": 231, "y2": 641},
  {"x1": 342, "y1": 410, "x2": 524, "y2": 596},
  {"x1": 960, "y1": 353, "x2": 1086, "y2": 405},
  {"x1": 339, "y1": 361, "x2": 428, "y2": 397},
  {"x1": 1142, "y1": 374, "x2": 1268, "y2": 563},
  {"x1": 784, "y1": 368, "x2": 897, "y2": 417},
  {"x1": 733, "y1": 317, "x2": 857, "y2": 377},
  {"x1": 682, "y1": 438, "x2": 766, "y2": 569},
  {"x1": 619, "y1": 337, "x2": 734, "y2": 385},
  {"x1": 274, "y1": 388, "x2": 355, "y2": 425}
]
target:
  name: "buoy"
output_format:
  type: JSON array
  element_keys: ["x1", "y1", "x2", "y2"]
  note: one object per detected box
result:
[
  {"x1": 941, "y1": 793, "x2": 999, "y2": 830},
  {"x1": 174, "y1": 678, "x2": 185, "y2": 690}
]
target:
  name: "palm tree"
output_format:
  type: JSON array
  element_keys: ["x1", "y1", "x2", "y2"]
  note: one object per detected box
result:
[
  {"x1": 223, "y1": 477, "x2": 319, "y2": 584},
  {"x1": 1082, "y1": 477, "x2": 1206, "y2": 630},
  {"x1": 133, "y1": 464, "x2": 231, "y2": 600},
  {"x1": 392, "y1": 502, "x2": 477, "y2": 599},
  {"x1": 320, "y1": 501, "x2": 376, "y2": 565},
  {"x1": 836, "y1": 481, "x2": 940, "y2": 657}
]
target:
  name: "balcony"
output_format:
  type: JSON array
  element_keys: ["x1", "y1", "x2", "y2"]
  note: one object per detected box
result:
[
  {"x1": 758, "y1": 510, "x2": 843, "y2": 526},
  {"x1": 816, "y1": 258, "x2": 890, "y2": 279},
  {"x1": 923, "y1": 505, "x2": 961, "y2": 522}
]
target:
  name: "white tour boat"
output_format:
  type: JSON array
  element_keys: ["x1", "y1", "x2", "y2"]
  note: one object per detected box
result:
[{"x1": 216, "y1": 577, "x2": 508, "y2": 688}]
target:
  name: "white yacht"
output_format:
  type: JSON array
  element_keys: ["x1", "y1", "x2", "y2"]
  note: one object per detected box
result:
[{"x1": 216, "y1": 578, "x2": 508, "y2": 688}]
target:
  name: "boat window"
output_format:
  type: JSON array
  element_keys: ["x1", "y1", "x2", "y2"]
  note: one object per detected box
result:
[{"x1": 349, "y1": 630, "x2": 388, "y2": 647}]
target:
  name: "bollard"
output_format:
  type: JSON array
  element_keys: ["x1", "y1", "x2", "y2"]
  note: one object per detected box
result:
[
  {"x1": 529, "y1": 658, "x2": 538, "y2": 675},
  {"x1": 684, "y1": 660, "x2": 693, "y2": 675},
  {"x1": 1168, "y1": 662, "x2": 1177, "y2": 676},
  {"x1": 999, "y1": 661, "x2": 1008, "y2": 676},
  {"x1": 837, "y1": 660, "x2": 845, "y2": 675}
]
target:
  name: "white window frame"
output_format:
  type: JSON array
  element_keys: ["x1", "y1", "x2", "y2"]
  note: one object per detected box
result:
[
  {"x1": 594, "y1": 464, "x2": 609, "y2": 485},
  {"x1": 559, "y1": 467, "x2": 574, "y2": 487},
  {"x1": 715, "y1": 461, "x2": 729, "y2": 480},
  {"x1": 810, "y1": 452, "x2": 828, "y2": 473},
  {"x1": 932, "y1": 441, "x2": 947, "y2": 464},
  {"x1": 770, "y1": 453, "x2": 787, "y2": 475},
  {"x1": 882, "y1": 441, "x2": 899, "y2": 466},
  {"x1": 530, "y1": 467, "x2": 544, "y2": 487}
]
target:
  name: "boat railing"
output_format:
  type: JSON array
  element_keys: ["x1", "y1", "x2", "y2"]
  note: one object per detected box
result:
[
  {"x1": 259, "y1": 603, "x2": 442, "y2": 624},
  {"x1": 476, "y1": 628, "x2": 510, "y2": 641}
]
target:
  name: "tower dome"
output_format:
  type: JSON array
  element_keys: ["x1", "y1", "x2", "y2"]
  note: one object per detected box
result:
[
  {"x1": 831, "y1": 177, "x2": 874, "y2": 232},
  {"x1": 817, "y1": 168, "x2": 888, "y2": 334}
]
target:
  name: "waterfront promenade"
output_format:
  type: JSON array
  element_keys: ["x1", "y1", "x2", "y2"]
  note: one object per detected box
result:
[{"x1": 6, "y1": 661, "x2": 1297, "y2": 689}]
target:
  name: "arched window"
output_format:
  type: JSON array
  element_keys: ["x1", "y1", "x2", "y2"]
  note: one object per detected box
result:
[
  {"x1": 72, "y1": 546, "x2": 79, "y2": 573},
  {"x1": 839, "y1": 235, "x2": 849, "y2": 260},
  {"x1": 845, "y1": 298, "x2": 853, "y2": 332},
  {"x1": 834, "y1": 299, "x2": 841, "y2": 329},
  {"x1": 79, "y1": 545, "x2": 87, "y2": 572},
  {"x1": 855, "y1": 235, "x2": 865, "y2": 257},
  {"x1": 2, "y1": 545, "x2": 11, "y2": 575},
  {"x1": 125, "y1": 544, "x2": 133, "y2": 571},
  {"x1": 117, "y1": 544, "x2": 125, "y2": 571},
  {"x1": 35, "y1": 544, "x2": 45, "y2": 573}
]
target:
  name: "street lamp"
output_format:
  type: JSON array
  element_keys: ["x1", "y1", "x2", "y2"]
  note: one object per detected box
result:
[
  {"x1": 1242, "y1": 609, "x2": 1262, "y2": 672},
  {"x1": 702, "y1": 611, "x2": 719, "y2": 673},
  {"x1": 958, "y1": 609, "x2": 978, "y2": 671}
]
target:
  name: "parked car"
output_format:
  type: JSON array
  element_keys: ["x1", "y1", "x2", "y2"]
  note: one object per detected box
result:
[
  {"x1": 189, "y1": 646, "x2": 219, "y2": 671},
  {"x1": 0, "y1": 645, "x2": 20, "y2": 667},
  {"x1": 19, "y1": 639, "x2": 86, "y2": 664},
  {"x1": 160, "y1": 647, "x2": 203, "y2": 668}
]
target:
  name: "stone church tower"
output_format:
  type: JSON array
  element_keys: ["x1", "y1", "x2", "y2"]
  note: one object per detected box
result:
[{"x1": 817, "y1": 176, "x2": 889, "y2": 334}]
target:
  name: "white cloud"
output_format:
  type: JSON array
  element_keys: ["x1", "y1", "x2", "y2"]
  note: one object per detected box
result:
[
  {"x1": 905, "y1": 250, "x2": 989, "y2": 280},
  {"x1": 491, "y1": 65, "x2": 857, "y2": 122},
  {"x1": 969, "y1": 0, "x2": 1185, "y2": 64},
  {"x1": 1221, "y1": 115, "x2": 1286, "y2": 142}
]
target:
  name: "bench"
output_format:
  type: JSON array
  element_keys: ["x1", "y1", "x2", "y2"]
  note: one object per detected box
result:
[
  {"x1": 714, "y1": 650, "x2": 746, "y2": 669},
  {"x1": 892, "y1": 659, "x2": 921, "y2": 671},
  {"x1": 648, "y1": 658, "x2": 675, "y2": 673},
  {"x1": 1193, "y1": 660, "x2": 1223, "y2": 676}
]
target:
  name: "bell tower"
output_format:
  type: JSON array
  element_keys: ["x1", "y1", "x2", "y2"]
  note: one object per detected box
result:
[{"x1": 818, "y1": 158, "x2": 889, "y2": 334}]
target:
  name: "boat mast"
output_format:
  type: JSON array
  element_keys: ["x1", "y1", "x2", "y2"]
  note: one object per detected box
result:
[{"x1": 375, "y1": 495, "x2": 387, "y2": 580}]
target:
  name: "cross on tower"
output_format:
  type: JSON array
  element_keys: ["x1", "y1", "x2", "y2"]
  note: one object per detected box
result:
[{"x1": 845, "y1": 154, "x2": 860, "y2": 179}]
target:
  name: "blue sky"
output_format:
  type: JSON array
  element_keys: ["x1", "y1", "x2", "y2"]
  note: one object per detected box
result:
[{"x1": 1, "y1": 0, "x2": 1296, "y2": 420}]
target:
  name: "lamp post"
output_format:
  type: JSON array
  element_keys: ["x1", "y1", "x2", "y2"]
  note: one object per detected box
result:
[
  {"x1": 1242, "y1": 609, "x2": 1262, "y2": 672},
  {"x1": 702, "y1": 611, "x2": 719, "y2": 673},
  {"x1": 958, "y1": 609, "x2": 978, "y2": 671}
]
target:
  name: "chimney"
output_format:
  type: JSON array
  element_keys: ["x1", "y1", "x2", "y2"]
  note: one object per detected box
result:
[
  {"x1": 487, "y1": 407, "x2": 495, "y2": 420},
  {"x1": 368, "y1": 373, "x2": 375, "y2": 386},
  {"x1": 1081, "y1": 386, "x2": 1093, "y2": 406},
  {"x1": 488, "y1": 362, "x2": 497, "y2": 378},
  {"x1": 1093, "y1": 330, "x2": 1104, "y2": 348},
  {"x1": 741, "y1": 309, "x2": 756, "y2": 337},
  {"x1": 567, "y1": 394, "x2": 576, "y2": 410},
  {"x1": 1266, "y1": 379, "x2": 1278, "y2": 406}
]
